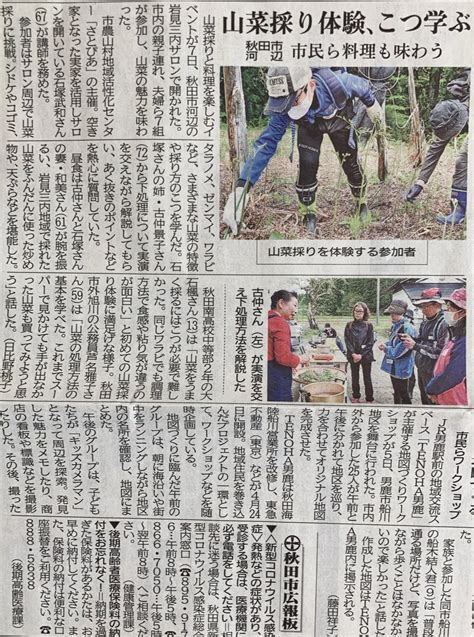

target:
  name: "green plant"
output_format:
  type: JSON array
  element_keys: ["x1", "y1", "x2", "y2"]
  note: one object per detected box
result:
[
  {"x1": 345, "y1": 209, "x2": 373, "y2": 239},
  {"x1": 298, "y1": 202, "x2": 316, "y2": 217}
]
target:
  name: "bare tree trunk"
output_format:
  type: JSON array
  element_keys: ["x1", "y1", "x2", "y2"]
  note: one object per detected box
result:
[
  {"x1": 307, "y1": 303, "x2": 318, "y2": 330},
  {"x1": 223, "y1": 67, "x2": 248, "y2": 181},
  {"x1": 428, "y1": 68, "x2": 442, "y2": 106},
  {"x1": 377, "y1": 101, "x2": 388, "y2": 181},
  {"x1": 408, "y1": 68, "x2": 425, "y2": 166}
]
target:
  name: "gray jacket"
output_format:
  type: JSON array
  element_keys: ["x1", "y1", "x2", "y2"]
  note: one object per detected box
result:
[
  {"x1": 418, "y1": 130, "x2": 468, "y2": 185},
  {"x1": 418, "y1": 72, "x2": 470, "y2": 184}
]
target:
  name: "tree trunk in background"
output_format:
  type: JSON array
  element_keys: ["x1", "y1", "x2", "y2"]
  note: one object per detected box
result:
[
  {"x1": 377, "y1": 100, "x2": 388, "y2": 181},
  {"x1": 223, "y1": 67, "x2": 248, "y2": 181},
  {"x1": 429, "y1": 68, "x2": 442, "y2": 106},
  {"x1": 408, "y1": 68, "x2": 425, "y2": 166},
  {"x1": 307, "y1": 304, "x2": 318, "y2": 330}
]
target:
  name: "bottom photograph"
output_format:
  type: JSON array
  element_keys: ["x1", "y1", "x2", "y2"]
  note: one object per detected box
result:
[{"x1": 267, "y1": 276, "x2": 467, "y2": 407}]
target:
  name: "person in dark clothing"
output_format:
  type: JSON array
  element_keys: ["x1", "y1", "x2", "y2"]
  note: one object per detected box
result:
[
  {"x1": 405, "y1": 71, "x2": 470, "y2": 225},
  {"x1": 223, "y1": 66, "x2": 384, "y2": 236},
  {"x1": 323, "y1": 323, "x2": 337, "y2": 338},
  {"x1": 344, "y1": 302, "x2": 375, "y2": 403},
  {"x1": 267, "y1": 290, "x2": 311, "y2": 402},
  {"x1": 324, "y1": 323, "x2": 346, "y2": 354},
  {"x1": 400, "y1": 288, "x2": 449, "y2": 405},
  {"x1": 426, "y1": 288, "x2": 467, "y2": 405}
]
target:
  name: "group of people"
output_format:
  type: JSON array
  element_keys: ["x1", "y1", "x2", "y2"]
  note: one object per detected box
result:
[
  {"x1": 223, "y1": 66, "x2": 469, "y2": 236},
  {"x1": 267, "y1": 288, "x2": 467, "y2": 406},
  {"x1": 339, "y1": 288, "x2": 467, "y2": 405},
  {"x1": 379, "y1": 288, "x2": 467, "y2": 405}
]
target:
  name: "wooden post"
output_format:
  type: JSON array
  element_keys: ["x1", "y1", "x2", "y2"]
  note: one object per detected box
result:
[
  {"x1": 408, "y1": 68, "x2": 425, "y2": 167},
  {"x1": 223, "y1": 67, "x2": 248, "y2": 180}
]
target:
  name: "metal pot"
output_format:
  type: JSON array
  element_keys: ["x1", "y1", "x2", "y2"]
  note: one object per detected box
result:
[{"x1": 303, "y1": 382, "x2": 345, "y2": 404}]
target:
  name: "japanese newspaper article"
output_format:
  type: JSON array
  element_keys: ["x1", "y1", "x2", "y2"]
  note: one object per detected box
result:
[{"x1": 0, "y1": 1, "x2": 472, "y2": 636}]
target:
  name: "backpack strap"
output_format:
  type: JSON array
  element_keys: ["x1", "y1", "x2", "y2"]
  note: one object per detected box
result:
[{"x1": 314, "y1": 68, "x2": 349, "y2": 110}]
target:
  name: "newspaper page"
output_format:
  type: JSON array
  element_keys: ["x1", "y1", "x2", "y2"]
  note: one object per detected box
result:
[{"x1": 0, "y1": 1, "x2": 472, "y2": 636}]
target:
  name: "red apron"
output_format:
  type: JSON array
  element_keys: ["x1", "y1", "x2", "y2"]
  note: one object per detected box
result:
[{"x1": 431, "y1": 341, "x2": 467, "y2": 405}]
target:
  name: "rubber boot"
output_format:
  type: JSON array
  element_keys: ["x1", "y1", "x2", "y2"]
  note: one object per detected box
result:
[
  {"x1": 305, "y1": 213, "x2": 317, "y2": 236},
  {"x1": 436, "y1": 195, "x2": 466, "y2": 225},
  {"x1": 358, "y1": 202, "x2": 370, "y2": 221},
  {"x1": 353, "y1": 197, "x2": 369, "y2": 221},
  {"x1": 298, "y1": 198, "x2": 318, "y2": 237}
]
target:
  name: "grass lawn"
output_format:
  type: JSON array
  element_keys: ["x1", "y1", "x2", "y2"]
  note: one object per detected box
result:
[{"x1": 298, "y1": 314, "x2": 393, "y2": 341}]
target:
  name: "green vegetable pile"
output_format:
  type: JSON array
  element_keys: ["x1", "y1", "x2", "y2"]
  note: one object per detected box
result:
[{"x1": 298, "y1": 369, "x2": 339, "y2": 384}]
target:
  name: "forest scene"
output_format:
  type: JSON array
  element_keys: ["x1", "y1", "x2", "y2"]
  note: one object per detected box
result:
[
  {"x1": 220, "y1": 66, "x2": 468, "y2": 240},
  {"x1": 296, "y1": 278, "x2": 393, "y2": 325}
]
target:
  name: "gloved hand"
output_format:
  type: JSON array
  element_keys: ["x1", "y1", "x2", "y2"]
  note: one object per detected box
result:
[
  {"x1": 223, "y1": 187, "x2": 246, "y2": 235},
  {"x1": 365, "y1": 101, "x2": 384, "y2": 129},
  {"x1": 405, "y1": 181, "x2": 424, "y2": 203}
]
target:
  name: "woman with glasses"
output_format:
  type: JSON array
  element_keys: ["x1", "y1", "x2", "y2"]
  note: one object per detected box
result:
[{"x1": 344, "y1": 302, "x2": 376, "y2": 403}]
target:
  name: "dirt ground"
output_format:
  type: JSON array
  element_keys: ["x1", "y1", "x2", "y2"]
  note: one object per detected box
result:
[
  {"x1": 345, "y1": 351, "x2": 422, "y2": 405},
  {"x1": 220, "y1": 128, "x2": 466, "y2": 241},
  {"x1": 293, "y1": 318, "x2": 423, "y2": 406}
]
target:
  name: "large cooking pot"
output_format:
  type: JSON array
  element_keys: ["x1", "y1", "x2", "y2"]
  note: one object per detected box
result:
[
  {"x1": 303, "y1": 382, "x2": 345, "y2": 404},
  {"x1": 294, "y1": 367, "x2": 346, "y2": 386}
]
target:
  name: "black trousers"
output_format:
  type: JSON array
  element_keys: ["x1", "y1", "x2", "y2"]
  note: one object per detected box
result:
[
  {"x1": 297, "y1": 120, "x2": 366, "y2": 200},
  {"x1": 350, "y1": 359, "x2": 374, "y2": 401},
  {"x1": 391, "y1": 376, "x2": 412, "y2": 405},
  {"x1": 417, "y1": 367, "x2": 434, "y2": 405},
  {"x1": 408, "y1": 370, "x2": 416, "y2": 399}
]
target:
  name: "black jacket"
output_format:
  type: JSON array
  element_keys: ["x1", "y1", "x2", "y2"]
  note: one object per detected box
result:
[
  {"x1": 344, "y1": 321, "x2": 375, "y2": 362},
  {"x1": 414, "y1": 311, "x2": 449, "y2": 376}
]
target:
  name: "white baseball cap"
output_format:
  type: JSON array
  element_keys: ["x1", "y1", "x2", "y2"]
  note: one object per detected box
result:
[{"x1": 265, "y1": 67, "x2": 313, "y2": 115}]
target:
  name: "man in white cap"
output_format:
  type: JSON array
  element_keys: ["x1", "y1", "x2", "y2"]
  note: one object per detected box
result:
[
  {"x1": 223, "y1": 67, "x2": 384, "y2": 236},
  {"x1": 399, "y1": 287, "x2": 449, "y2": 404}
]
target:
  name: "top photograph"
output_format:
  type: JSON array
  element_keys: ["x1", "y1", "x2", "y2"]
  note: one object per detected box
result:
[{"x1": 220, "y1": 66, "x2": 469, "y2": 240}]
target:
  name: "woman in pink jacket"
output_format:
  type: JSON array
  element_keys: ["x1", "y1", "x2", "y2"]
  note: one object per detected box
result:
[{"x1": 426, "y1": 288, "x2": 467, "y2": 405}]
